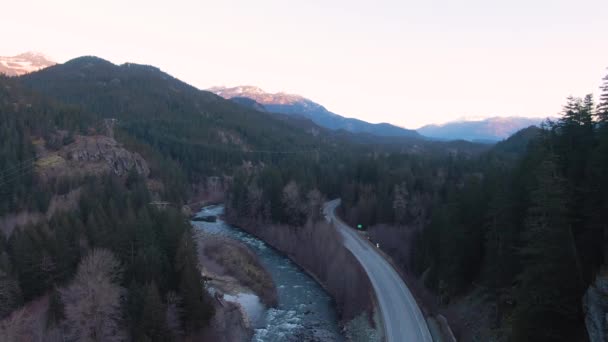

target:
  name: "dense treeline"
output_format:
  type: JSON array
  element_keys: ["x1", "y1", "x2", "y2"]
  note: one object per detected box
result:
[
  {"x1": 414, "y1": 75, "x2": 608, "y2": 341},
  {"x1": 1, "y1": 73, "x2": 215, "y2": 339},
  {"x1": 21, "y1": 57, "x2": 485, "y2": 208},
  {"x1": 0, "y1": 76, "x2": 94, "y2": 215},
  {"x1": 21, "y1": 58, "x2": 336, "y2": 203},
  {"x1": 224, "y1": 157, "x2": 377, "y2": 323},
  {"x1": 10, "y1": 55, "x2": 603, "y2": 341},
  {"x1": 1, "y1": 174, "x2": 214, "y2": 339},
  {"x1": 337, "y1": 153, "x2": 470, "y2": 229}
]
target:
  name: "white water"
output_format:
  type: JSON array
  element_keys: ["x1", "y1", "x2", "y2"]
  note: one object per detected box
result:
[
  {"x1": 223, "y1": 292, "x2": 266, "y2": 327},
  {"x1": 193, "y1": 205, "x2": 343, "y2": 342}
]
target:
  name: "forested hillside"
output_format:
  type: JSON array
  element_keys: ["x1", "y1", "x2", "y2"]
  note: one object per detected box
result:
[
  {"x1": 412, "y1": 81, "x2": 608, "y2": 341},
  {"x1": 20, "y1": 57, "x2": 343, "y2": 204},
  {"x1": 21, "y1": 56, "x2": 485, "y2": 206},
  {"x1": 0, "y1": 57, "x2": 447, "y2": 339},
  {"x1": 4, "y1": 55, "x2": 604, "y2": 341},
  {"x1": 0, "y1": 75, "x2": 213, "y2": 340},
  {"x1": 229, "y1": 72, "x2": 606, "y2": 341},
  {"x1": 2, "y1": 56, "x2": 488, "y2": 339}
]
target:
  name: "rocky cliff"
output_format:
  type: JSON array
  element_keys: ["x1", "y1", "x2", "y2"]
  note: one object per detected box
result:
[
  {"x1": 36, "y1": 135, "x2": 150, "y2": 179},
  {"x1": 1, "y1": 134, "x2": 151, "y2": 237},
  {"x1": 584, "y1": 268, "x2": 608, "y2": 342}
]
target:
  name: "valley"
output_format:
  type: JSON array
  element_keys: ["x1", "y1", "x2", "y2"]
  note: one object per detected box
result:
[
  {"x1": 0, "y1": 52, "x2": 606, "y2": 342},
  {"x1": 194, "y1": 205, "x2": 343, "y2": 341}
]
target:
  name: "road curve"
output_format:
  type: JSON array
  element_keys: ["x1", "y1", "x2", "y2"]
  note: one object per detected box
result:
[{"x1": 324, "y1": 199, "x2": 433, "y2": 342}]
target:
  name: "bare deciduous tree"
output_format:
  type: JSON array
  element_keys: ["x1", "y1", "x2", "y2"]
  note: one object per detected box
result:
[
  {"x1": 306, "y1": 189, "x2": 324, "y2": 222},
  {"x1": 165, "y1": 291, "x2": 184, "y2": 338},
  {"x1": 60, "y1": 249, "x2": 125, "y2": 342},
  {"x1": 0, "y1": 270, "x2": 21, "y2": 320},
  {"x1": 282, "y1": 181, "x2": 304, "y2": 225},
  {"x1": 0, "y1": 299, "x2": 46, "y2": 342},
  {"x1": 246, "y1": 183, "x2": 263, "y2": 220},
  {"x1": 0, "y1": 306, "x2": 31, "y2": 341},
  {"x1": 392, "y1": 182, "x2": 409, "y2": 224}
]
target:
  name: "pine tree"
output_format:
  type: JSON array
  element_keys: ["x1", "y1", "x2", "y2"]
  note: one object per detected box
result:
[
  {"x1": 392, "y1": 182, "x2": 409, "y2": 225},
  {"x1": 175, "y1": 233, "x2": 214, "y2": 332},
  {"x1": 0, "y1": 270, "x2": 22, "y2": 319},
  {"x1": 46, "y1": 289, "x2": 65, "y2": 329},
  {"x1": 597, "y1": 73, "x2": 608, "y2": 124},
  {"x1": 140, "y1": 282, "x2": 169, "y2": 341},
  {"x1": 512, "y1": 157, "x2": 585, "y2": 342},
  {"x1": 482, "y1": 188, "x2": 518, "y2": 292}
]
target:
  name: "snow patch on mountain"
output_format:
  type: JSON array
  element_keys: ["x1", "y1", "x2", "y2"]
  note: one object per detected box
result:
[
  {"x1": 0, "y1": 51, "x2": 56, "y2": 76},
  {"x1": 208, "y1": 85, "x2": 420, "y2": 138},
  {"x1": 417, "y1": 116, "x2": 551, "y2": 141}
]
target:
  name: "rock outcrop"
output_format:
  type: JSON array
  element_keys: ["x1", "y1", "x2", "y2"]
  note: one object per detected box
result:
[
  {"x1": 37, "y1": 135, "x2": 149, "y2": 179},
  {"x1": 1, "y1": 135, "x2": 152, "y2": 237},
  {"x1": 584, "y1": 268, "x2": 608, "y2": 342}
]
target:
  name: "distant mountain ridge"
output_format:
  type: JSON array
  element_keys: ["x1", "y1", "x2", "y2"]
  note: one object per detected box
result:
[
  {"x1": 209, "y1": 85, "x2": 420, "y2": 138},
  {"x1": 0, "y1": 52, "x2": 56, "y2": 76},
  {"x1": 417, "y1": 116, "x2": 548, "y2": 141},
  {"x1": 229, "y1": 96, "x2": 268, "y2": 112}
]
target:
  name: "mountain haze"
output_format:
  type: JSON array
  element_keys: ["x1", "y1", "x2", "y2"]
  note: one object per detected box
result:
[
  {"x1": 209, "y1": 86, "x2": 420, "y2": 138},
  {"x1": 417, "y1": 116, "x2": 547, "y2": 141}
]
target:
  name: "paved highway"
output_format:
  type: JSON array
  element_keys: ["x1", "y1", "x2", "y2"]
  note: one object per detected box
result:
[{"x1": 324, "y1": 199, "x2": 433, "y2": 342}]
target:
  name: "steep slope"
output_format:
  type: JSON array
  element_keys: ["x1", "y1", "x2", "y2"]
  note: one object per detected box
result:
[
  {"x1": 0, "y1": 75, "x2": 217, "y2": 339},
  {"x1": 417, "y1": 117, "x2": 547, "y2": 141},
  {"x1": 0, "y1": 52, "x2": 56, "y2": 76},
  {"x1": 491, "y1": 125, "x2": 542, "y2": 155},
  {"x1": 21, "y1": 58, "x2": 324, "y2": 141},
  {"x1": 209, "y1": 85, "x2": 420, "y2": 138},
  {"x1": 21, "y1": 58, "x2": 332, "y2": 154},
  {"x1": 22, "y1": 57, "x2": 485, "y2": 179},
  {"x1": 229, "y1": 96, "x2": 268, "y2": 112},
  {"x1": 19, "y1": 57, "x2": 489, "y2": 181},
  {"x1": 19, "y1": 56, "x2": 357, "y2": 205}
]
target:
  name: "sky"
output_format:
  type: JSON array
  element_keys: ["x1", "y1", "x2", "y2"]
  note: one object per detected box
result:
[{"x1": 3, "y1": 0, "x2": 608, "y2": 128}]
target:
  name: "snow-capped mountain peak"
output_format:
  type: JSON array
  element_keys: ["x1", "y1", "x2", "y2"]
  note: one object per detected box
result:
[
  {"x1": 0, "y1": 51, "x2": 56, "y2": 76},
  {"x1": 208, "y1": 85, "x2": 420, "y2": 138},
  {"x1": 208, "y1": 85, "x2": 308, "y2": 106}
]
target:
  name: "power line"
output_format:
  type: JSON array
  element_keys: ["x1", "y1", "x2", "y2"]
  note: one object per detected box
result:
[
  {"x1": 120, "y1": 124, "x2": 322, "y2": 155},
  {"x1": 0, "y1": 155, "x2": 40, "y2": 174},
  {"x1": 0, "y1": 157, "x2": 64, "y2": 205},
  {"x1": 180, "y1": 140, "x2": 320, "y2": 155},
  {"x1": 0, "y1": 156, "x2": 63, "y2": 189},
  {"x1": 0, "y1": 155, "x2": 54, "y2": 183},
  {"x1": 0, "y1": 159, "x2": 40, "y2": 183}
]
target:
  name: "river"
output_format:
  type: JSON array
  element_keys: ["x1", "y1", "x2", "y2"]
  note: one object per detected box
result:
[{"x1": 192, "y1": 205, "x2": 343, "y2": 342}]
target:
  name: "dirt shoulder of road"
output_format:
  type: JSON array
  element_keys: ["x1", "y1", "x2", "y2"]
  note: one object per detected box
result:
[{"x1": 338, "y1": 214, "x2": 457, "y2": 342}]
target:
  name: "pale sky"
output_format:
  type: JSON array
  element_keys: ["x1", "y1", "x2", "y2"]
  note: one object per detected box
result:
[{"x1": 3, "y1": 0, "x2": 607, "y2": 128}]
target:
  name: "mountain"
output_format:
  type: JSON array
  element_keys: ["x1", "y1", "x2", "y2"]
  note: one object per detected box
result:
[
  {"x1": 0, "y1": 52, "x2": 56, "y2": 76},
  {"x1": 19, "y1": 57, "x2": 353, "y2": 184},
  {"x1": 20, "y1": 57, "x2": 484, "y2": 163},
  {"x1": 2, "y1": 54, "x2": 483, "y2": 340},
  {"x1": 209, "y1": 86, "x2": 420, "y2": 138},
  {"x1": 229, "y1": 96, "x2": 268, "y2": 112},
  {"x1": 417, "y1": 116, "x2": 547, "y2": 142},
  {"x1": 492, "y1": 125, "x2": 542, "y2": 155}
]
